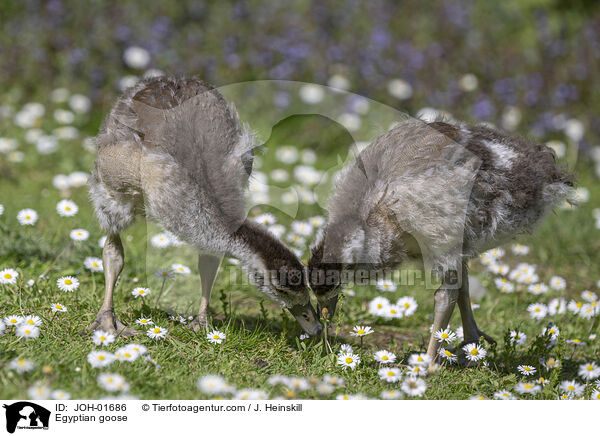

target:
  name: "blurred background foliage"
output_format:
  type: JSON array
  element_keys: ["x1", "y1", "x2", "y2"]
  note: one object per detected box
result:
[{"x1": 1, "y1": 0, "x2": 600, "y2": 152}]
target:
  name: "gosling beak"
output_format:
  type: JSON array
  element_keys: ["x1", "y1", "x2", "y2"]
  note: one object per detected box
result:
[{"x1": 288, "y1": 302, "x2": 322, "y2": 336}]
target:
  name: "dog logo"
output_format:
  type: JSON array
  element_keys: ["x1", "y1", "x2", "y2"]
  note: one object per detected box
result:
[{"x1": 2, "y1": 402, "x2": 50, "y2": 433}]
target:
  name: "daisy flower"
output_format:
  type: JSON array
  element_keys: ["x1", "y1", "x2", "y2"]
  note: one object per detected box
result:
[
  {"x1": 115, "y1": 346, "x2": 139, "y2": 362},
  {"x1": 581, "y1": 290, "x2": 598, "y2": 302},
  {"x1": 378, "y1": 367, "x2": 402, "y2": 383},
  {"x1": 510, "y1": 330, "x2": 527, "y2": 345},
  {"x1": 234, "y1": 389, "x2": 268, "y2": 400},
  {"x1": 132, "y1": 287, "x2": 151, "y2": 298},
  {"x1": 559, "y1": 380, "x2": 584, "y2": 397},
  {"x1": 376, "y1": 279, "x2": 397, "y2": 292},
  {"x1": 57, "y1": 276, "x2": 79, "y2": 292},
  {"x1": 4, "y1": 315, "x2": 23, "y2": 327},
  {"x1": 374, "y1": 350, "x2": 397, "y2": 364},
  {"x1": 28, "y1": 383, "x2": 51, "y2": 400},
  {"x1": 198, "y1": 375, "x2": 229, "y2": 394},
  {"x1": 549, "y1": 276, "x2": 566, "y2": 291},
  {"x1": 98, "y1": 373, "x2": 129, "y2": 392},
  {"x1": 136, "y1": 318, "x2": 153, "y2": 326},
  {"x1": 408, "y1": 353, "x2": 431, "y2": 367},
  {"x1": 70, "y1": 229, "x2": 90, "y2": 241},
  {"x1": 270, "y1": 169, "x2": 289, "y2": 182},
  {"x1": 342, "y1": 289, "x2": 355, "y2": 297},
  {"x1": 567, "y1": 338, "x2": 587, "y2": 346},
  {"x1": 381, "y1": 304, "x2": 403, "y2": 319},
  {"x1": 515, "y1": 382, "x2": 541, "y2": 395},
  {"x1": 92, "y1": 330, "x2": 115, "y2": 346},
  {"x1": 542, "y1": 325, "x2": 560, "y2": 340},
  {"x1": 494, "y1": 277, "x2": 515, "y2": 293},
  {"x1": 401, "y1": 377, "x2": 427, "y2": 397},
  {"x1": 493, "y1": 390, "x2": 515, "y2": 400},
  {"x1": 254, "y1": 213, "x2": 277, "y2": 226},
  {"x1": 87, "y1": 350, "x2": 116, "y2": 368},
  {"x1": 56, "y1": 199, "x2": 78, "y2": 217},
  {"x1": 16, "y1": 324, "x2": 40, "y2": 339},
  {"x1": 578, "y1": 304, "x2": 598, "y2": 319},
  {"x1": 291, "y1": 221, "x2": 313, "y2": 236},
  {"x1": 323, "y1": 374, "x2": 345, "y2": 386},
  {"x1": 285, "y1": 233, "x2": 305, "y2": 246},
  {"x1": 578, "y1": 362, "x2": 600, "y2": 381},
  {"x1": 489, "y1": 262, "x2": 510, "y2": 276},
  {"x1": 439, "y1": 348, "x2": 457, "y2": 363},
  {"x1": 51, "y1": 303, "x2": 67, "y2": 313},
  {"x1": 397, "y1": 296, "x2": 418, "y2": 315},
  {"x1": 381, "y1": 390, "x2": 403, "y2": 399},
  {"x1": 52, "y1": 390, "x2": 72, "y2": 400},
  {"x1": 537, "y1": 377, "x2": 550, "y2": 386},
  {"x1": 147, "y1": 326, "x2": 168, "y2": 340},
  {"x1": 339, "y1": 344, "x2": 353, "y2": 354},
  {"x1": 368, "y1": 296, "x2": 390, "y2": 315},
  {"x1": 0, "y1": 268, "x2": 19, "y2": 285},
  {"x1": 548, "y1": 298, "x2": 567, "y2": 315},
  {"x1": 462, "y1": 343, "x2": 487, "y2": 362},
  {"x1": 567, "y1": 299, "x2": 583, "y2": 314},
  {"x1": 84, "y1": 257, "x2": 103, "y2": 272},
  {"x1": 9, "y1": 357, "x2": 34, "y2": 374},
  {"x1": 350, "y1": 325, "x2": 374, "y2": 336},
  {"x1": 171, "y1": 263, "x2": 191, "y2": 275},
  {"x1": 126, "y1": 343, "x2": 147, "y2": 355},
  {"x1": 154, "y1": 269, "x2": 174, "y2": 280},
  {"x1": 527, "y1": 303, "x2": 548, "y2": 319},
  {"x1": 337, "y1": 352, "x2": 360, "y2": 370},
  {"x1": 308, "y1": 216, "x2": 325, "y2": 227},
  {"x1": 517, "y1": 365, "x2": 537, "y2": 375},
  {"x1": 434, "y1": 328, "x2": 457, "y2": 344},
  {"x1": 511, "y1": 243, "x2": 530, "y2": 255},
  {"x1": 267, "y1": 224, "x2": 286, "y2": 237},
  {"x1": 17, "y1": 208, "x2": 38, "y2": 225},
  {"x1": 20, "y1": 315, "x2": 42, "y2": 327},
  {"x1": 527, "y1": 282, "x2": 549, "y2": 295},
  {"x1": 544, "y1": 357, "x2": 560, "y2": 369},
  {"x1": 407, "y1": 365, "x2": 427, "y2": 377},
  {"x1": 207, "y1": 330, "x2": 226, "y2": 344},
  {"x1": 150, "y1": 233, "x2": 171, "y2": 248}
]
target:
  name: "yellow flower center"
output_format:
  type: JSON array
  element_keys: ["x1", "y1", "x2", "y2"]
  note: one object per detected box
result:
[
  {"x1": 100, "y1": 336, "x2": 106, "y2": 340},
  {"x1": 154, "y1": 328, "x2": 161, "y2": 334},
  {"x1": 377, "y1": 304, "x2": 383, "y2": 308},
  {"x1": 10, "y1": 319, "x2": 17, "y2": 324},
  {"x1": 417, "y1": 356, "x2": 423, "y2": 362},
  {"x1": 65, "y1": 206, "x2": 71, "y2": 211},
  {"x1": 4, "y1": 273, "x2": 11, "y2": 279},
  {"x1": 567, "y1": 386, "x2": 574, "y2": 391},
  {"x1": 390, "y1": 309, "x2": 397, "y2": 314},
  {"x1": 441, "y1": 333, "x2": 449, "y2": 339},
  {"x1": 98, "y1": 355, "x2": 105, "y2": 361},
  {"x1": 404, "y1": 303, "x2": 410, "y2": 308},
  {"x1": 65, "y1": 279, "x2": 72, "y2": 285},
  {"x1": 470, "y1": 348, "x2": 479, "y2": 356},
  {"x1": 381, "y1": 356, "x2": 388, "y2": 361},
  {"x1": 576, "y1": 302, "x2": 582, "y2": 308},
  {"x1": 213, "y1": 335, "x2": 220, "y2": 339},
  {"x1": 124, "y1": 353, "x2": 131, "y2": 358},
  {"x1": 25, "y1": 215, "x2": 31, "y2": 219},
  {"x1": 572, "y1": 339, "x2": 580, "y2": 343},
  {"x1": 357, "y1": 329, "x2": 365, "y2": 335},
  {"x1": 18, "y1": 359, "x2": 25, "y2": 364},
  {"x1": 26, "y1": 320, "x2": 34, "y2": 325},
  {"x1": 92, "y1": 262, "x2": 98, "y2": 267},
  {"x1": 24, "y1": 329, "x2": 31, "y2": 334},
  {"x1": 387, "y1": 371, "x2": 395, "y2": 376},
  {"x1": 56, "y1": 305, "x2": 62, "y2": 309},
  {"x1": 345, "y1": 357, "x2": 353, "y2": 364},
  {"x1": 587, "y1": 365, "x2": 594, "y2": 371},
  {"x1": 444, "y1": 350, "x2": 452, "y2": 357}
]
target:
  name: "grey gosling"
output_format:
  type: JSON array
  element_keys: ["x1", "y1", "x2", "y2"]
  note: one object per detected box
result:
[
  {"x1": 86, "y1": 76, "x2": 321, "y2": 337},
  {"x1": 308, "y1": 119, "x2": 573, "y2": 362}
]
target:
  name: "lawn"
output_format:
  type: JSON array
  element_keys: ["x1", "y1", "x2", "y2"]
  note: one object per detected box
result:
[{"x1": 1, "y1": 97, "x2": 599, "y2": 400}]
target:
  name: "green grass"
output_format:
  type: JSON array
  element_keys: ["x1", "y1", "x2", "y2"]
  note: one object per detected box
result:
[{"x1": 1, "y1": 112, "x2": 599, "y2": 400}]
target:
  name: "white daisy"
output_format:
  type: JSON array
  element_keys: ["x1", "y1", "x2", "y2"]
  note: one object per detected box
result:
[
  {"x1": 489, "y1": 262, "x2": 510, "y2": 276},
  {"x1": 544, "y1": 357, "x2": 560, "y2": 369},
  {"x1": 197, "y1": 375, "x2": 230, "y2": 394},
  {"x1": 527, "y1": 282, "x2": 549, "y2": 295},
  {"x1": 87, "y1": 350, "x2": 116, "y2": 368},
  {"x1": 376, "y1": 279, "x2": 397, "y2": 292},
  {"x1": 510, "y1": 330, "x2": 527, "y2": 345},
  {"x1": 401, "y1": 377, "x2": 427, "y2": 397},
  {"x1": 20, "y1": 315, "x2": 42, "y2": 327},
  {"x1": 4, "y1": 315, "x2": 23, "y2": 327},
  {"x1": 17, "y1": 208, "x2": 38, "y2": 225},
  {"x1": 92, "y1": 330, "x2": 115, "y2": 346},
  {"x1": 291, "y1": 221, "x2": 314, "y2": 236},
  {"x1": 378, "y1": 367, "x2": 402, "y2": 383},
  {"x1": 84, "y1": 257, "x2": 103, "y2": 272},
  {"x1": 115, "y1": 346, "x2": 139, "y2": 362},
  {"x1": 308, "y1": 216, "x2": 325, "y2": 227},
  {"x1": 275, "y1": 145, "x2": 299, "y2": 163},
  {"x1": 408, "y1": 353, "x2": 431, "y2": 367},
  {"x1": 494, "y1": 277, "x2": 515, "y2": 293},
  {"x1": 578, "y1": 304, "x2": 598, "y2": 319},
  {"x1": 407, "y1": 365, "x2": 428, "y2": 377},
  {"x1": 51, "y1": 389, "x2": 72, "y2": 400},
  {"x1": 527, "y1": 303, "x2": 548, "y2": 319},
  {"x1": 56, "y1": 199, "x2": 78, "y2": 217},
  {"x1": 125, "y1": 343, "x2": 147, "y2": 355},
  {"x1": 591, "y1": 389, "x2": 600, "y2": 400},
  {"x1": 542, "y1": 325, "x2": 560, "y2": 340},
  {"x1": 511, "y1": 244, "x2": 529, "y2": 255},
  {"x1": 549, "y1": 276, "x2": 566, "y2": 291},
  {"x1": 462, "y1": 343, "x2": 487, "y2": 362},
  {"x1": 70, "y1": 229, "x2": 89, "y2": 241},
  {"x1": 434, "y1": 328, "x2": 457, "y2": 344},
  {"x1": 548, "y1": 298, "x2": 567, "y2": 315},
  {"x1": 439, "y1": 347, "x2": 458, "y2": 363},
  {"x1": 0, "y1": 268, "x2": 18, "y2": 285},
  {"x1": 16, "y1": 324, "x2": 40, "y2": 339},
  {"x1": 151, "y1": 233, "x2": 171, "y2": 248},
  {"x1": 132, "y1": 287, "x2": 151, "y2": 298},
  {"x1": 578, "y1": 362, "x2": 600, "y2": 380},
  {"x1": 397, "y1": 296, "x2": 418, "y2": 315},
  {"x1": 339, "y1": 344, "x2": 353, "y2": 354},
  {"x1": 147, "y1": 326, "x2": 168, "y2": 340},
  {"x1": 323, "y1": 374, "x2": 345, "y2": 386},
  {"x1": 493, "y1": 390, "x2": 515, "y2": 400},
  {"x1": 234, "y1": 389, "x2": 268, "y2": 400},
  {"x1": 368, "y1": 296, "x2": 390, "y2": 315},
  {"x1": 582, "y1": 290, "x2": 598, "y2": 302},
  {"x1": 374, "y1": 350, "x2": 397, "y2": 364},
  {"x1": 207, "y1": 330, "x2": 226, "y2": 344},
  {"x1": 285, "y1": 233, "x2": 305, "y2": 246},
  {"x1": 171, "y1": 263, "x2": 191, "y2": 275},
  {"x1": 8, "y1": 357, "x2": 34, "y2": 373},
  {"x1": 267, "y1": 224, "x2": 286, "y2": 238},
  {"x1": 337, "y1": 352, "x2": 360, "y2": 370},
  {"x1": 51, "y1": 303, "x2": 67, "y2": 313},
  {"x1": 154, "y1": 269, "x2": 174, "y2": 280},
  {"x1": 57, "y1": 276, "x2": 79, "y2": 292},
  {"x1": 517, "y1": 364, "x2": 537, "y2": 375},
  {"x1": 98, "y1": 373, "x2": 129, "y2": 392},
  {"x1": 350, "y1": 325, "x2": 373, "y2": 337},
  {"x1": 135, "y1": 318, "x2": 153, "y2": 326},
  {"x1": 559, "y1": 380, "x2": 584, "y2": 397}
]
